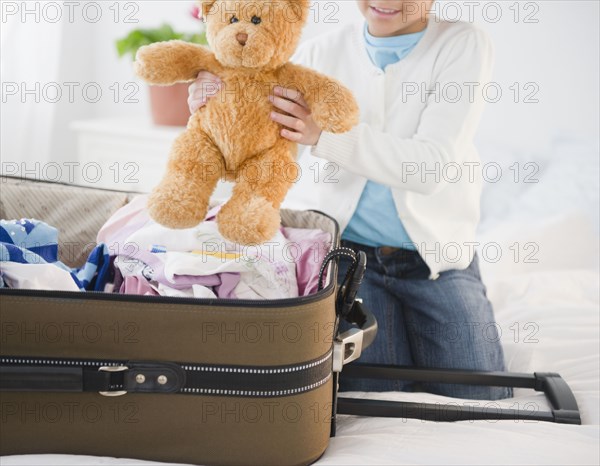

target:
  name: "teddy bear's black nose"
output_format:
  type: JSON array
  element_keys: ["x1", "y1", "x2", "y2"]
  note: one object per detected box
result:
[{"x1": 236, "y1": 33, "x2": 248, "y2": 46}]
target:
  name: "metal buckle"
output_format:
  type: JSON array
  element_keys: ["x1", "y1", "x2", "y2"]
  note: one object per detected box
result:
[
  {"x1": 98, "y1": 365, "x2": 128, "y2": 396},
  {"x1": 332, "y1": 328, "x2": 364, "y2": 373}
]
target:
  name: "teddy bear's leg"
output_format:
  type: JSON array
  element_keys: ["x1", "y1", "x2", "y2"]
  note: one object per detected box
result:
[
  {"x1": 148, "y1": 128, "x2": 224, "y2": 229},
  {"x1": 217, "y1": 140, "x2": 299, "y2": 245}
]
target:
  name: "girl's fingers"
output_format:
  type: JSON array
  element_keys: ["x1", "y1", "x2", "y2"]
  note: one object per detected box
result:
[
  {"x1": 189, "y1": 98, "x2": 207, "y2": 113},
  {"x1": 270, "y1": 111, "x2": 305, "y2": 132},
  {"x1": 188, "y1": 77, "x2": 222, "y2": 112},
  {"x1": 274, "y1": 86, "x2": 309, "y2": 108},
  {"x1": 281, "y1": 129, "x2": 302, "y2": 142},
  {"x1": 196, "y1": 70, "x2": 222, "y2": 84},
  {"x1": 189, "y1": 71, "x2": 222, "y2": 95},
  {"x1": 269, "y1": 95, "x2": 309, "y2": 120},
  {"x1": 192, "y1": 85, "x2": 220, "y2": 101}
]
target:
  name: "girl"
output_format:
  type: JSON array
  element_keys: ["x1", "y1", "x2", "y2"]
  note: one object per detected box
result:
[{"x1": 188, "y1": 0, "x2": 510, "y2": 399}]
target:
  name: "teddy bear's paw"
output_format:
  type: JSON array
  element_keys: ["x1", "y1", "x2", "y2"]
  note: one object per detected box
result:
[
  {"x1": 133, "y1": 47, "x2": 154, "y2": 81},
  {"x1": 133, "y1": 43, "x2": 174, "y2": 84},
  {"x1": 312, "y1": 105, "x2": 358, "y2": 134},
  {"x1": 147, "y1": 186, "x2": 208, "y2": 230},
  {"x1": 217, "y1": 196, "x2": 280, "y2": 245},
  {"x1": 133, "y1": 59, "x2": 152, "y2": 82}
]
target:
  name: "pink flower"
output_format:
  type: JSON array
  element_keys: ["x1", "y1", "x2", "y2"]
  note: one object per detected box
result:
[{"x1": 190, "y1": 4, "x2": 201, "y2": 20}]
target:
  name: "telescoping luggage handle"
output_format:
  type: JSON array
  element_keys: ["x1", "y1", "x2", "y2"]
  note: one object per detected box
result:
[
  {"x1": 333, "y1": 308, "x2": 582, "y2": 424},
  {"x1": 319, "y1": 246, "x2": 581, "y2": 426},
  {"x1": 336, "y1": 365, "x2": 582, "y2": 425}
]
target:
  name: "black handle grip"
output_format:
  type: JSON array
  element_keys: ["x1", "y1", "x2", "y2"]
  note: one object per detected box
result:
[
  {"x1": 341, "y1": 251, "x2": 366, "y2": 315},
  {"x1": 318, "y1": 247, "x2": 367, "y2": 319},
  {"x1": 534, "y1": 372, "x2": 581, "y2": 424}
]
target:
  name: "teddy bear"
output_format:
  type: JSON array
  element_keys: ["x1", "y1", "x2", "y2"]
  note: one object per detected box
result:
[{"x1": 134, "y1": 0, "x2": 359, "y2": 245}]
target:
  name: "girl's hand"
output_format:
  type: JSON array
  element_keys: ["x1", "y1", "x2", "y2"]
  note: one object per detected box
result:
[
  {"x1": 269, "y1": 86, "x2": 322, "y2": 146},
  {"x1": 188, "y1": 71, "x2": 223, "y2": 113}
]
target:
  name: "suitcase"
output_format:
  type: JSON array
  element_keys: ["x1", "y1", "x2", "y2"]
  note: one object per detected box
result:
[{"x1": 0, "y1": 177, "x2": 581, "y2": 466}]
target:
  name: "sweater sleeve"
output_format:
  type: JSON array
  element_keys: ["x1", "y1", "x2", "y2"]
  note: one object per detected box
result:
[
  {"x1": 289, "y1": 41, "x2": 317, "y2": 158},
  {"x1": 311, "y1": 28, "x2": 494, "y2": 195},
  {"x1": 290, "y1": 40, "x2": 314, "y2": 68}
]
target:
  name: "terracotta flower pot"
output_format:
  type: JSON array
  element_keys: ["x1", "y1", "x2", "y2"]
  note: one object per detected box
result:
[{"x1": 148, "y1": 83, "x2": 191, "y2": 127}]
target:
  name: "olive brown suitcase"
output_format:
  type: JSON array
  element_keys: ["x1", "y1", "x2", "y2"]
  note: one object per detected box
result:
[{"x1": 0, "y1": 177, "x2": 581, "y2": 466}]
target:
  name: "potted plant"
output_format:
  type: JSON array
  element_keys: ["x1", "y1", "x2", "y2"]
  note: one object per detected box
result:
[{"x1": 116, "y1": 16, "x2": 207, "y2": 126}]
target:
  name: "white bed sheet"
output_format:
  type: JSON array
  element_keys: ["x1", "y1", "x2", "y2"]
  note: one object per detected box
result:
[{"x1": 3, "y1": 140, "x2": 599, "y2": 465}]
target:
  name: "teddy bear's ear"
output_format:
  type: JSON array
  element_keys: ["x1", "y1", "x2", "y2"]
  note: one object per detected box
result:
[
  {"x1": 199, "y1": 0, "x2": 217, "y2": 20},
  {"x1": 282, "y1": 0, "x2": 311, "y2": 11},
  {"x1": 294, "y1": 0, "x2": 311, "y2": 8},
  {"x1": 281, "y1": 0, "x2": 311, "y2": 19}
]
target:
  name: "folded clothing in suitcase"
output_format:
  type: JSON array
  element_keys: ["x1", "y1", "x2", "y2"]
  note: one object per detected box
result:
[{"x1": 0, "y1": 177, "x2": 362, "y2": 466}]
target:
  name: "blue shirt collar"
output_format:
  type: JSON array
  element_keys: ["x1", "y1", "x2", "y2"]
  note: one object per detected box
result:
[{"x1": 363, "y1": 22, "x2": 426, "y2": 70}]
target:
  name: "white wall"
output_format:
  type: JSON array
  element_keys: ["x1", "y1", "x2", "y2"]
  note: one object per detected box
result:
[
  {"x1": 472, "y1": 0, "x2": 600, "y2": 152},
  {"x1": 90, "y1": 0, "x2": 600, "y2": 153},
  {"x1": 1, "y1": 0, "x2": 599, "y2": 172}
]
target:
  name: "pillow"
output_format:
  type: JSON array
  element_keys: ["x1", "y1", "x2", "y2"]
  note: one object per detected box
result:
[{"x1": 477, "y1": 138, "x2": 599, "y2": 233}]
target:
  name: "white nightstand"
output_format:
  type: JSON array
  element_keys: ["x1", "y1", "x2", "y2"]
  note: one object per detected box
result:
[{"x1": 70, "y1": 117, "x2": 232, "y2": 200}]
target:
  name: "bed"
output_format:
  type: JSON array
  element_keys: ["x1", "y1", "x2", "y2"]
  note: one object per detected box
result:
[{"x1": 1, "y1": 138, "x2": 598, "y2": 465}]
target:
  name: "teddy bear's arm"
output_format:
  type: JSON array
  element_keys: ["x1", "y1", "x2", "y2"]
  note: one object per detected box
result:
[
  {"x1": 134, "y1": 40, "x2": 222, "y2": 85},
  {"x1": 278, "y1": 63, "x2": 359, "y2": 133}
]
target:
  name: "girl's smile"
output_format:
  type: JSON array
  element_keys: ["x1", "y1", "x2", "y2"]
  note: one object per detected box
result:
[
  {"x1": 369, "y1": 5, "x2": 402, "y2": 18},
  {"x1": 358, "y1": 1, "x2": 433, "y2": 37}
]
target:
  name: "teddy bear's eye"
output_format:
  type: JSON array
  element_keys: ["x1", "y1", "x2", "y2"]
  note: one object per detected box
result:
[
  {"x1": 230, "y1": 16, "x2": 239, "y2": 24},
  {"x1": 251, "y1": 16, "x2": 262, "y2": 25}
]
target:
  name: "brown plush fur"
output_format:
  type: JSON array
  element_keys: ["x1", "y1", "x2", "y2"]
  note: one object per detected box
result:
[{"x1": 135, "y1": 0, "x2": 359, "y2": 244}]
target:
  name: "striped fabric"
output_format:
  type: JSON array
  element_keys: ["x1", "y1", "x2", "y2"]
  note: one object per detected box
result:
[{"x1": 0, "y1": 218, "x2": 110, "y2": 291}]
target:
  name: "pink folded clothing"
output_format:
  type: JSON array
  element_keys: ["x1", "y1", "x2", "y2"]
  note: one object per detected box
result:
[
  {"x1": 281, "y1": 227, "x2": 332, "y2": 296},
  {"x1": 120, "y1": 275, "x2": 158, "y2": 296},
  {"x1": 98, "y1": 195, "x2": 331, "y2": 300}
]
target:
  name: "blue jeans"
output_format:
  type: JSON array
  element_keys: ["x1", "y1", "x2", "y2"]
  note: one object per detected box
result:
[{"x1": 338, "y1": 240, "x2": 512, "y2": 400}]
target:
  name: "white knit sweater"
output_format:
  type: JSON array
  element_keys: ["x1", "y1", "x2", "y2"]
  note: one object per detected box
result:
[{"x1": 285, "y1": 16, "x2": 494, "y2": 279}]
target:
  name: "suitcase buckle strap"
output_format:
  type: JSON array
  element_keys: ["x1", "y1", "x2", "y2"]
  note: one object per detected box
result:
[
  {"x1": 98, "y1": 365, "x2": 128, "y2": 397},
  {"x1": 97, "y1": 362, "x2": 186, "y2": 396}
]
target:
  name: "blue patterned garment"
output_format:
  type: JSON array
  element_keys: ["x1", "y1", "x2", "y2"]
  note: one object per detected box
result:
[{"x1": 0, "y1": 219, "x2": 111, "y2": 291}]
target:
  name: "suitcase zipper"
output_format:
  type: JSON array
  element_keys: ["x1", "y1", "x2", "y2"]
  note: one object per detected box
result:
[
  {"x1": 1, "y1": 350, "x2": 333, "y2": 398},
  {"x1": 0, "y1": 284, "x2": 334, "y2": 308}
]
